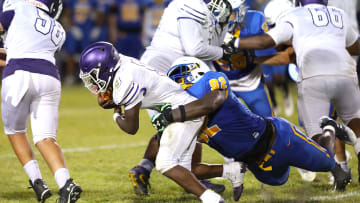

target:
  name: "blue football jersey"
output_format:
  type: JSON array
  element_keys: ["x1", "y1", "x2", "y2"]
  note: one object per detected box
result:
[
  {"x1": 187, "y1": 71, "x2": 267, "y2": 158},
  {"x1": 215, "y1": 10, "x2": 277, "y2": 80}
]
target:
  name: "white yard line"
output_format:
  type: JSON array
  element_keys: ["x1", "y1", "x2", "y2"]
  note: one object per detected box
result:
[
  {"x1": 310, "y1": 191, "x2": 360, "y2": 201},
  {"x1": 0, "y1": 142, "x2": 147, "y2": 159}
]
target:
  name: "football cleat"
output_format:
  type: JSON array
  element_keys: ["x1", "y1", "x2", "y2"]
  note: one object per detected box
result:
[
  {"x1": 331, "y1": 163, "x2": 352, "y2": 191},
  {"x1": 319, "y1": 116, "x2": 356, "y2": 145},
  {"x1": 200, "y1": 180, "x2": 226, "y2": 194},
  {"x1": 128, "y1": 165, "x2": 151, "y2": 196},
  {"x1": 28, "y1": 179, "x2": 52, "y2": 203},
  {"x1": 57, "y1": 178, "x2": 82, "y2": 203}
]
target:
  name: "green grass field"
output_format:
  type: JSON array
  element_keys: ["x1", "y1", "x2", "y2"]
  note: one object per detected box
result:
[{"x1": 0, "y1": 85, "x2": 359, "y2": 202}]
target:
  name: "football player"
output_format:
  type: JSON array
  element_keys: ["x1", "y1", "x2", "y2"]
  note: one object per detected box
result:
[
  {"x1": 214, "y1": 0, "x2": 276, "y2": 118},
  {"x1": 79, "y1": 41, "x2": 245, "y2": 203},
  {"x1": 152, "y1": 56, "x2": 357, "y2": 199},
  {"x1": 0, "y1": 0, "x2": 82, "y2": 202},
  {"x1": 130, "y1": 0, "x2": 234, "y2": 195},
  {"x1": 235, "y1": 0, "x2": 360, "y2": 190}
]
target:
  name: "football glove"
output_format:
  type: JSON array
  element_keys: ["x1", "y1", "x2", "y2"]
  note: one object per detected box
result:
[{"x1": 151, "y1": 104, "x2": 173, "y2": 132}]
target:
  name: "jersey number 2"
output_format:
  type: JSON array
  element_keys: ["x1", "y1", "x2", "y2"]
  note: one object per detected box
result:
[
  {"x1": 34, "y1": 9, "x2": 64, "y2": 46},
  {"x1": 309, "y1": 7, "x2": 343, "y2": 28}
]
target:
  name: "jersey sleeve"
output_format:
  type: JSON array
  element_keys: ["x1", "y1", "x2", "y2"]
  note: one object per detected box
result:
[
  {"x1": 0, "y1": 10, "x2": 14, "y2": 30},
  {"x1": 266, "y1": 18, "x2": 294, "y2": 45},
  {"x1": 112, "y1": 69, "x2": 144, "y2": 110},
  {"x1": 178, "y1": 0, "x2": 207, "y2": 25},
  {"x1": 343, "y1": 11, "x2": 359, "y2": 47}
]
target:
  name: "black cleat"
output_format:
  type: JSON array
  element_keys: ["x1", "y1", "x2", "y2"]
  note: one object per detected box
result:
[
  {"x1": 319, "y1": 116, "x2": 356, "y2": 145},
  {"x1": 200, "y1": 180, "x2": 226, "y2": 194},
  {"x1": 331, "y1": 163, "x2": 352, "y2": 191},
  {"x1": 57, "y1": 178, "x2": 82, "y2": 203},
  {"x1": 29, "y1": 179, "x2": 52, "y2": 203},
  {"x1": 128, "y1": 165, "x2": 151, "y2": 196}
]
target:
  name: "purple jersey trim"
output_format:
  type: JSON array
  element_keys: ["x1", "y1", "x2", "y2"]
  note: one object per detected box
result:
[
  {"x1": 177, "y1": 17, "x2": 203, "y2": 25},
  {"x1": 0, "y1": 10, "x2": 15, "y2": 30},
  {"x1": 2, "y1": 59, "x2": 60, "y2": 81},
  {"x1": 284, "y1": 21, "x2": 294, "y2": 28},
  {"x1": 180, "y1": 8, "x2": 206, "y2": 21},
  {"x1": 183, "y1": 4, "x2": 206, "y2": 17},
  {"x1": 124, "y1": 84, "x2": 139, "y2": 106}
]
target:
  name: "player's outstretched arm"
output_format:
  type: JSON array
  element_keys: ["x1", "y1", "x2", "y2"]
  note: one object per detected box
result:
[
  {"x1": 237, "y1": 34, "x2": 276, "y2": 50},
  {"x1": 113, "y1": 103, "x2": 141, "y2": 135},
  {"x1": 172, "y1": 89, "x2": 227, "y2": 122}
]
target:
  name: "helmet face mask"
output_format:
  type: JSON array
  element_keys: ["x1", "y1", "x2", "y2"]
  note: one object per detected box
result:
[
  {"x1": 167, "y1": 57, "x2": 210, "y2": 90},
  {"x1": 80, "y1": 67, "x2": 109, "y2": 94},
  {"x1": 79, "y1": 42, "x2": 121, "y2": 94},
  {"x1": 207, "y1": 0, "x2": 232, "y2": 24}
]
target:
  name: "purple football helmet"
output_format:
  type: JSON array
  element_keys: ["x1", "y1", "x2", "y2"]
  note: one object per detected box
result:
[
  {"x1": 79, "y1": 42, "x2": 121, "y2": 94},
  {"x1": 28, "y1": 0, "x2": 63, "y2": 19},
  {"x1": 294, "y1": 0, "x2": 328, "y2": 7}
]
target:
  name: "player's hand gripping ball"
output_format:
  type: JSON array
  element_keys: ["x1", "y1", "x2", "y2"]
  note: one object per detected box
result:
[{"x1": 98, "y1": 89, "x2": 116, "y2": 109}]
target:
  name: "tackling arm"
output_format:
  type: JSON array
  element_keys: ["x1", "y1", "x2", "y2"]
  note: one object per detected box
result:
[
  {"x1": 172, "y1": 89, "x2": 227, "y2": 122},
  {"x1": 237, "y1": 34, "x2": 276, "y2": 50},
  {"x1": 114, "y1": 102, "x2": 141, "y2": 135}
]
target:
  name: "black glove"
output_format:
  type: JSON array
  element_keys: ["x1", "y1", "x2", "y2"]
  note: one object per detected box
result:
[
  {"x1": 222, "y1": 38, "x2": 236, "y2": 61},
  {"x1": 151, "y1": 104, "x2": 173, "y2": 132}
]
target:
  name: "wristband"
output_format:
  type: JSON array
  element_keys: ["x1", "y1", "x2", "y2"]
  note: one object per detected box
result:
[
  {"x1": 163, "y1": 107, "x2": 174, "y2": 123},
  {"x1": 178, "y1": 105, "x2": 186, "y2": 122},
  {"x1": 113, "y1": 112, "x2": 121, "y2": 122}
]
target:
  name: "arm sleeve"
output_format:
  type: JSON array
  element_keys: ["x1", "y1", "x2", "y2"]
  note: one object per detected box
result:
[
  {"x1": 178, "y1": 18, "x2": 223, "y2": 61},
  {"x1": 112, "y1": 71, "x2": 144, "y2": 110},
  {"x1": 344, "y1": 12, "x2": 359, "y2": 47},
  {"x1": 267, "y1": 21, "x2": 294, "y2": 45},
  {"x1": 0, "y1": 10, "x2": 14, "y2": 30}
]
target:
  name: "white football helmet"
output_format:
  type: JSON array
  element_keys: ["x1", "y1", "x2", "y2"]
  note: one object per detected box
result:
[
  {"x1": 167, "y1": 57, "x2": 210, "y2": 89},
  {"x1": 207, "y1": 0, "x2": 232, "y2": 24},
  {"x1": 264, "y1": 0, "x2": 294, "y2": 25}
]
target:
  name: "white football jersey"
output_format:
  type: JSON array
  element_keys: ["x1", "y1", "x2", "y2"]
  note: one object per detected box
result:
[
  {"x1": 143, "y1": 0, "x2": 226, "y2": 73},
  {"x1": 328, "y1": 0, "x2": 359, "y2": 34},
  {"x1": 4, "y1": 1, "x2": 66, "y2": 65},
  {"x1": 268, "y1": 4, "x2": 358, "y2": 81},
  {"x1": 112, "y1": 55, "x2": 196, "y2": 111}
]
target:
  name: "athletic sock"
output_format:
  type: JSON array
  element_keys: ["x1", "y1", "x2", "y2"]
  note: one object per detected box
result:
[
  {"x1": 339, "y1": 161, "x2": 350, "y2": 172},
  {"x1": 54, "y1": 168, "x2": 70, "y2": 189},
  {"x1": 139, "y1": 159, "x2": 154, "y2": 173},
  {"x1": 23, "y1": 160, "x2": 42, "y2": 184}
]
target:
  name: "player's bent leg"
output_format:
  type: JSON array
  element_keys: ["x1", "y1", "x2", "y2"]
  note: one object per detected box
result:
[{"x1": 191, "y1": 143, "x2": 226, "y2": 194}]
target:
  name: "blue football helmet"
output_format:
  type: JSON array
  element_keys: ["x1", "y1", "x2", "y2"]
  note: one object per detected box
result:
[
  {"x1": 28, "y1": 0, "x2": 63, "y2": 19},
  {"x1": 167, "y1": 57, "x2": 210, "y2": 90},
  {"x1": 79, "y1": 41, "x2": 121, "y2": 94},
  {"x1": 294, "y1": 0, "x2": 328, "y2": 7},
  {"x1": 207, "y1": 0, "x2": 232, "y2": 24}
]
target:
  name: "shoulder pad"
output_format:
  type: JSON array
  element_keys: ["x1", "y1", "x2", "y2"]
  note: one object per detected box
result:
[{"x1": 178, "y1": 0, "x2": 208, "y2": 25}]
